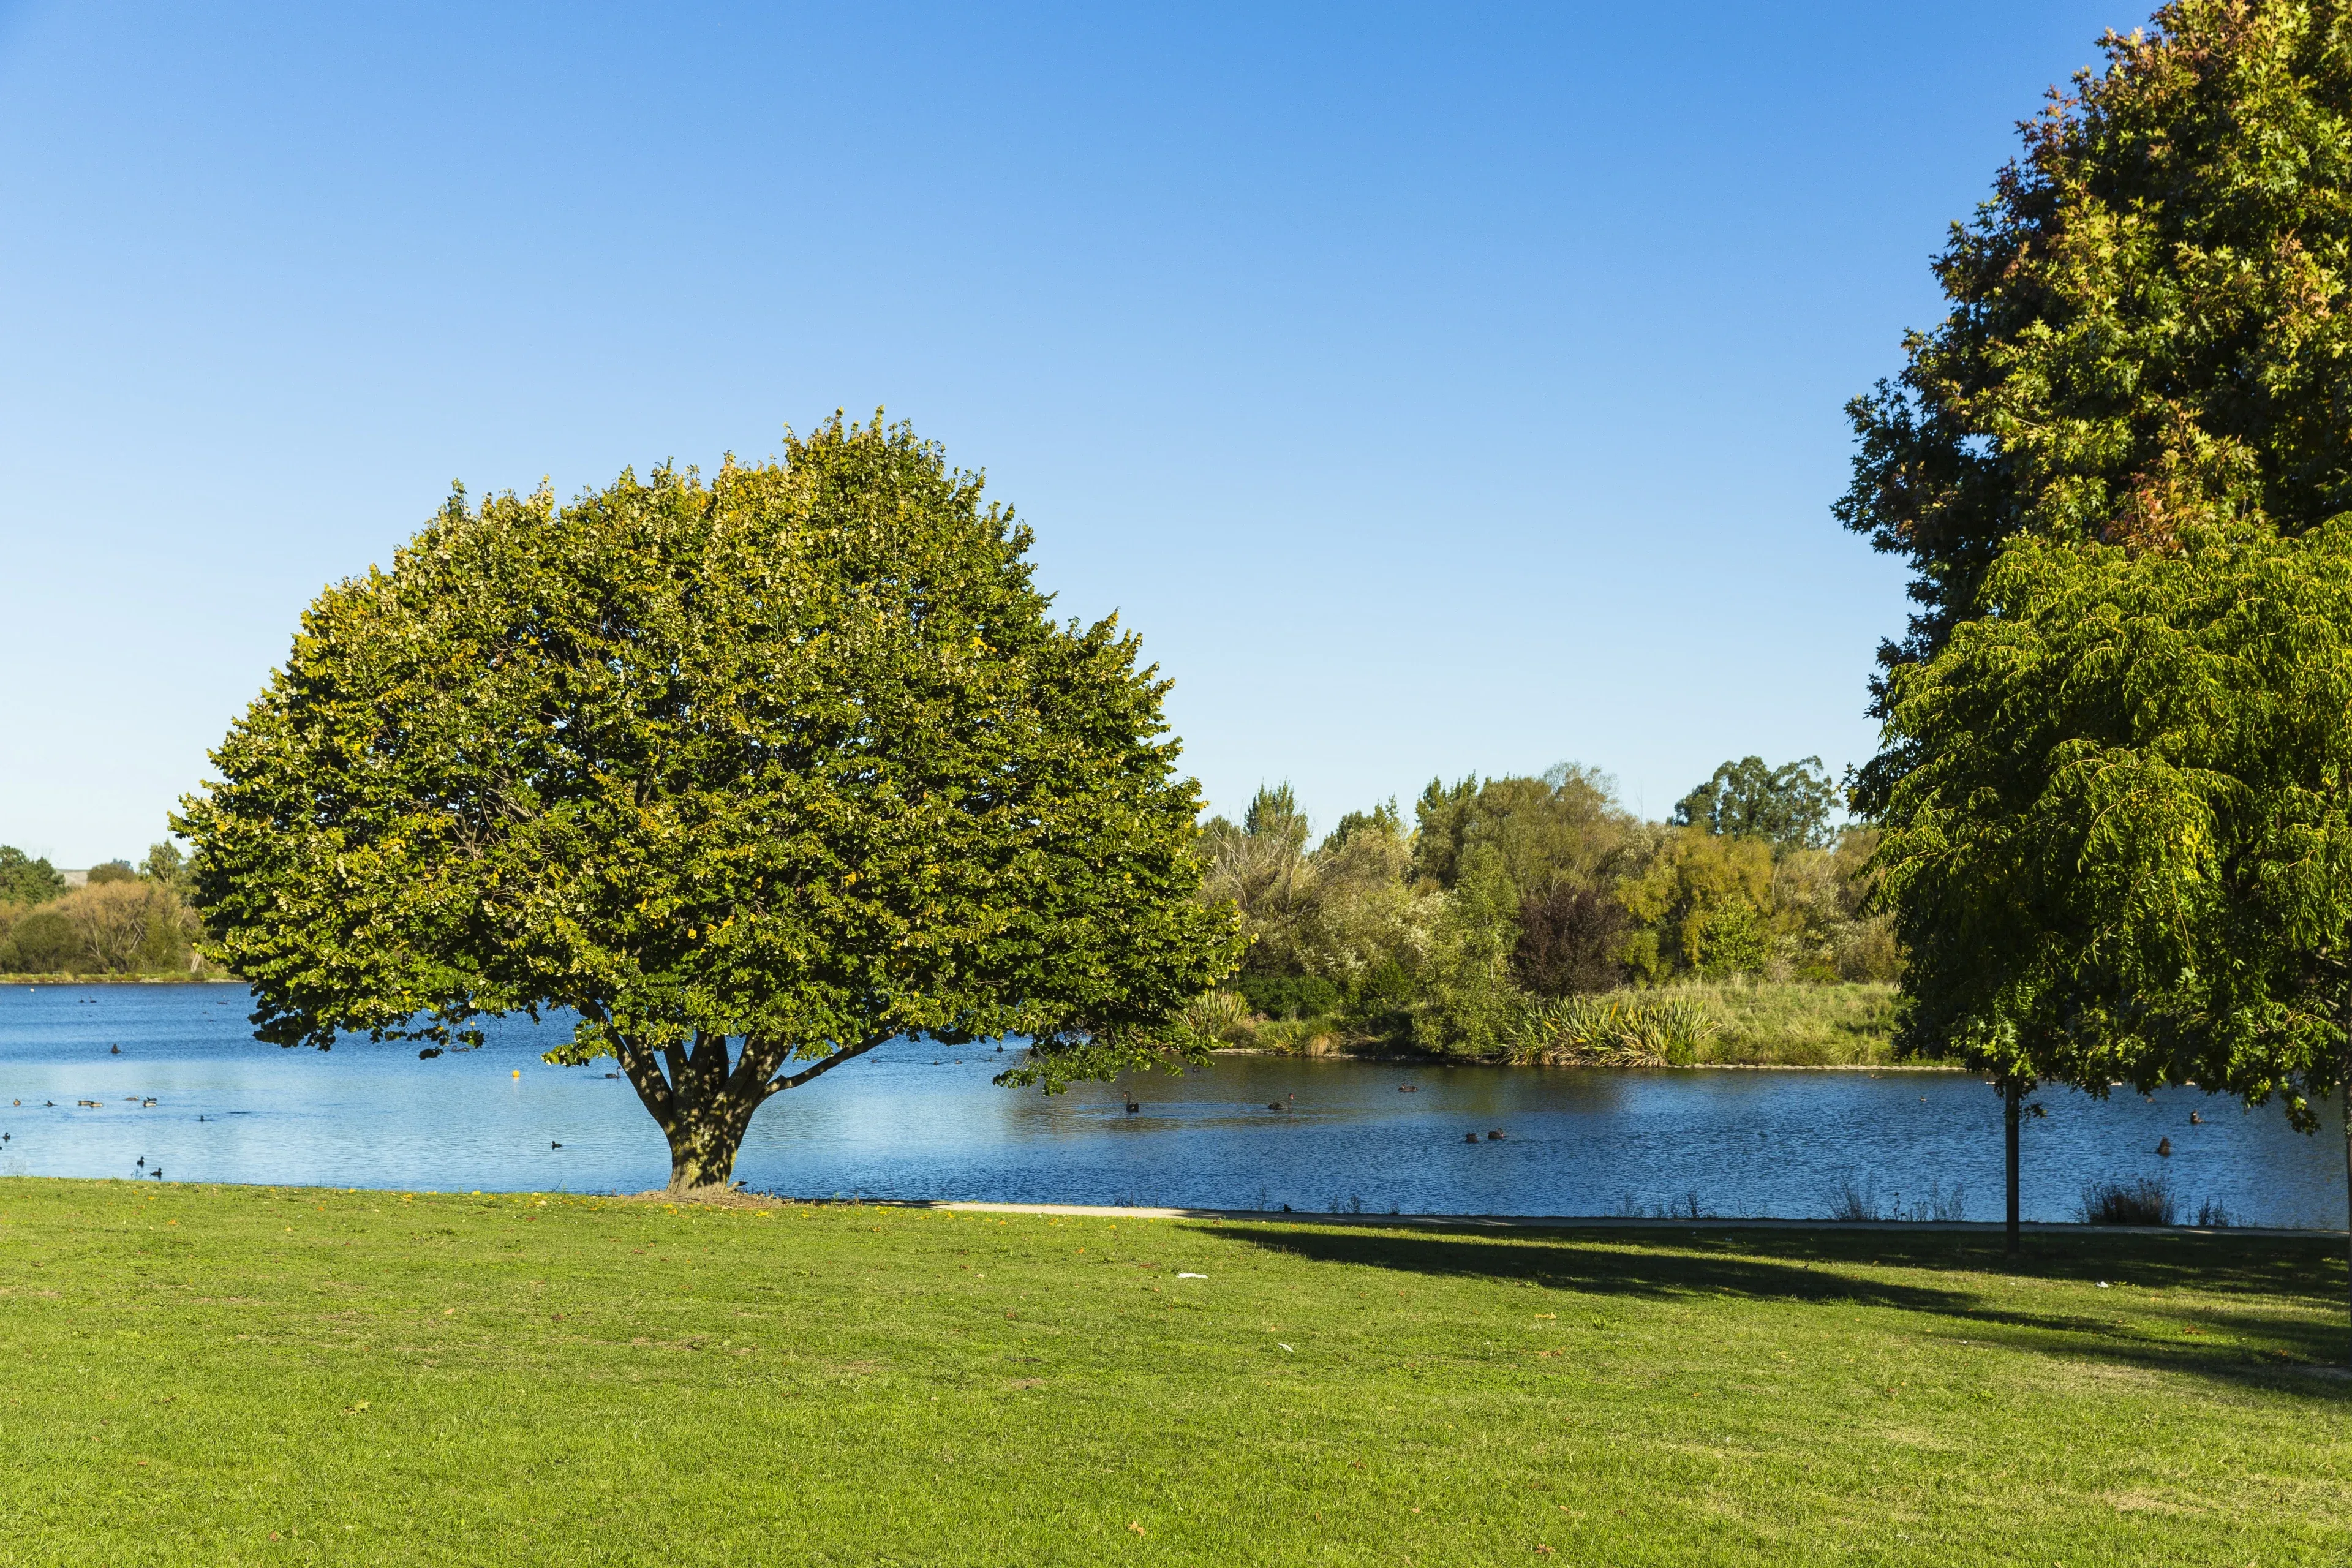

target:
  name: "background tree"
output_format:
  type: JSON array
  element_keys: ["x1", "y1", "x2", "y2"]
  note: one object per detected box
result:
[
  {"x1": 179, "y1": 417, "x2": 1243, "y2": 1196},
  {"x1": 0, "y1": 846, "x2": 66, "y2": 905},
  {"x1": 1875, "y1": 521, "x2": 2352, "y2": 1338},
  {"x1": 1673, "y1": 756, "x2": 1838, "y2": 850},
  {"x1": 1410, "y1": 764, "x2": 1634, "y2": 893},
  {"x1": 1617, "y1": 829, "x2": 1776, "y2": 981},
  {"x1": 0, "y1": 840, "x2": 200, "y2": 975}
]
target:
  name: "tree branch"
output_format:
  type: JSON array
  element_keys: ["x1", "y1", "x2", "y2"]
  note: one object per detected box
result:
[{"x1": 763, "y1": 1033, "x2": 894, "y2": 1098}]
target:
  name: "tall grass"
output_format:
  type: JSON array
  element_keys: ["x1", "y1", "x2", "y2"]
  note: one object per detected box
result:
[
  {"x1": 1665, "y1": 977, "x2": 1899, "y2": 1065},
  {"x1": 2079, "y1": 1175, "x2": 2176, "y2": 1226},
  {"x1": 1506, "y1": 993, "x2": 1717, "y2": 1066},
  {"x1": 1179, "y1": 989, "x2": 1254, "y2": 1041}
]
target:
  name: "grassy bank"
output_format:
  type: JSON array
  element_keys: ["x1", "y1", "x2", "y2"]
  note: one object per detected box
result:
[
  {"x1": 1, "y1": 1180, "x2": 2345, "y2": 1565},
  {"x1": 1681, "y1": 978, "x2": 1901, "y2": 1066}
]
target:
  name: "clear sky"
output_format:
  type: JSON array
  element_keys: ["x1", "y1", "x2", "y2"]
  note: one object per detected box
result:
[{"x1": 0, "y1": 1, "x2": 2130, "y2": 864}]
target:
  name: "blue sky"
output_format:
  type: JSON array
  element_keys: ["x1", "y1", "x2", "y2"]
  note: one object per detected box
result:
[{"x1": 0, "y1": 1, "x2": 2128, "y2": 863}]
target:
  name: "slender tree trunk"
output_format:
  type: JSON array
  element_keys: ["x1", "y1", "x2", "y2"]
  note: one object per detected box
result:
[
  {"x1": 2005, "y1": 1078, "x2": 2022, "y2": 1257},
  {"x1": 2341, "y1": 1074, "x2": 2350, "y2": 1370}
]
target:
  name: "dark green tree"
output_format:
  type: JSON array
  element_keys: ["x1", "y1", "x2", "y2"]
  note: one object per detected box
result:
[
  {"x1": 1672, "y1": 756, "x2": 1838, "y2": 850},
  {"x1": 1875, "y1": 521, "x2": 2352, "y2": 1346},
  {"x1": 179, "y1": 416, "x2": 1244, "y2": 1196},
  {"x1": 1841, "y1": 1, "x2": 2352, "y2": 812},
  {"x1": 1241, "y1": 782, "x2": 1310, "y2": 853}
]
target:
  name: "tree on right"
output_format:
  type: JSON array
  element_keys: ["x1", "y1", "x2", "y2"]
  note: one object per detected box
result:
[{"x1": 1848, "y1": 1, "x2": 2352, "y2": 1317}]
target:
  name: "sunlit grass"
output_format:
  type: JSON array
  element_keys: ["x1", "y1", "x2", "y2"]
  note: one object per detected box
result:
[
  {"x1": 1674, "y1": 978, "x2": 1901, "y2": 1065},
  {"x1": 1, "y1": 1178, "x2": 2344, "y2": 1564}
]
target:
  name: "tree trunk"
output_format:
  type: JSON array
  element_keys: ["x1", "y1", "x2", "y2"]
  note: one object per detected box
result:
[
  {"x1": 604, "y1": 1028, "x2": 769, "y2": 1199},
  {"x1": 662, "y1": 1099, "x2": 756, "y2": 1197},
  {"x1": 2341, "y1": 1075, "x2": 2350, "y2": 1370},
  {"x1": 2005, "y1": 1077, "x2": 2022, "y2": 1257},
  {"x1": 601, "y1": 1022, "x2": 892, "y2": 1201}
]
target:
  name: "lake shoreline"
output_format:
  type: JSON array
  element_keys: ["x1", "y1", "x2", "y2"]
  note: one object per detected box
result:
[
  {"x1": 2, "y1": 973, "x2": 238, "y2": 985},
  {"x1": 1208, "y1": 1047, "x2": 1961, "y2": 1071}
]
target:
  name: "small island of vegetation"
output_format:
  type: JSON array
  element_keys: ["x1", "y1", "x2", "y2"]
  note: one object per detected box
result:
[{"x1": 1188, "y1": 759, "x2": 1903, "y2": 1067}]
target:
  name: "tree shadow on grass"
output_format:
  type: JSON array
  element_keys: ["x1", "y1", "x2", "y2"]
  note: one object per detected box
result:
[{"x1": 1212, "y1": 1222, "x2": 2352, "y2": 1396}]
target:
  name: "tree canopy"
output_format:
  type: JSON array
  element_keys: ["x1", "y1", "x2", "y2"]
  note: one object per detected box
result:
[
  {"x1": 1672, "y1": 756, "x2": 1838, "y2": 850},
  {"x1": 1877, "y1": 522, "x2": 2352, "y2": 1127},
  {"x1": 179, "y1": 416, "x2": 1243, "y2": 1194},
  {"x1": 0, "y1": 846, "x2": 65, "y2": 905},
  {"x1": 1841, "y1": 0, "x2": 2352, "y2": 807}
]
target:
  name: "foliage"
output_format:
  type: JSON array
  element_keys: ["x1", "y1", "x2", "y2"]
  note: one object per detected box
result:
[
  {"x1": 177, "y1": 416, "x2": 1242, "y2": 1193},
  {"x1": 1412, "y1": 842, "x2": 1524, "y2": 1055},
  {"x1": 1409, "y1": 764, "x2": 1635, "y2": 893},
  {"x1": 1177, "y1": 987, "x2": 1253, "y2": 1041},
  {"x1": 1189, "y1": 763, "x2": 1895, "y2": 1058},
  {"x1": 1233, "y1": 973, "x2": 1340, "y2": 1020},
  {"x1": 1672, "y1": 755, "x2": 1838, "y2": 850},
  {"x1": 0, "y1": 842, "x2": 202, "y2": 976},
  {"x1": 1769, "y1": 831, "x2": 1903, "y2": 982},
  {"x1": 1841, "y1": 0, "x2": 2352, "y2": 810},
  {"x1": 1616, "y1": 828, "x2": 1776, "y2": 981},
  {"x1": 1511, "y1": 883, "x2": 1632, "y2": 995},
  {"x1": 0, "y1": 845, "x2": 65, "y2": 906},
  {"x1": 1874, "y1": 521, "x2": 2352, "y2": 1126},
  {"x1": 1200, "y1": 789, "x2": 1434, "y2": 1001},
  {"x1": 6, "y1": 1181, "x2": 2348, "y2": 1568},
  {"x1": 1670, "y1": 979, "x2": 1899, "y2": 1066}
]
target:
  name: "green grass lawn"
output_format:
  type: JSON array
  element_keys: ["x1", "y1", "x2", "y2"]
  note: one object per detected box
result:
[{"x1": 1, "y1": 1180, "x2": 2345, "y2": 1566}]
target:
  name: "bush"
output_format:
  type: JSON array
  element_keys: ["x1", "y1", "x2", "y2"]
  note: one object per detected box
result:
[
  {"x1": 2079, "y1": 1176, "x2": 2175, "y2": 1226},
  {"x1": 1235, "y1": 973, "x2": 1341, "y2": 1020},
  {"x1": 1, "y1": 908, "x2": 83, "y2": 973},
  {"x1": 0, "y1": 873, "x2": 202, "y2": 976},
  {"x1": 1512, "y1": 884, "x2": 1630, "y2": 995}
]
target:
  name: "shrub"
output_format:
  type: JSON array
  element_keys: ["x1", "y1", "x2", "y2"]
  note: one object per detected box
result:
[
  {"x1": 1178, "y1": 989, "x2": 1253, "y2": 1042},
  {"x1": 1235, "y1": 973, "x2": 1341, "y2": 1020},
  {"x1": 2079, "y1": 1176, "x2": 2175, "y2": 1226},
  {"x1": 1512, "y1": 883, "x2": 1630, "y2": 995},
  {"x1": 1, "y1": 908, "x2": 81, "y2": 973}
]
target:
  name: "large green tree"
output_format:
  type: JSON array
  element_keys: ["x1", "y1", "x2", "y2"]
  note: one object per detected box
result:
[
  {"x1": 179, "y1": 417, "x2": 1243, "y2": 1196},
  {"x1": 1875, "y1": 522, "x2": 2352, "y2": 1344},
  {"x1": 1841, "y1": 1, "x2": 2352, "y2": 808},
  {"x1": 1844, "y1": 0, "x2": 2352, "y2": 1266}
]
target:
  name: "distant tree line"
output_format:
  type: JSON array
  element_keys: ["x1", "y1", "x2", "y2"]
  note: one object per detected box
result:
[
  {"x1": 1193, "y1": 756, "x2": 1895, "y2": 1057},
  {"x1": 0, "y1": 843, "x2": 206, "y2": 976}
]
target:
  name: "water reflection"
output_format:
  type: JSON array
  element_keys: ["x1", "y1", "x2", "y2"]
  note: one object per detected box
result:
[{"x1": 0, "y1": 984, "x2": 2342, "y2": 1227}]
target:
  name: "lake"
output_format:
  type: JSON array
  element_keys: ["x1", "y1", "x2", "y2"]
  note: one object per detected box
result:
[{"x1": 0, "y1": 983, "x2": 2343, "y2": 1227}]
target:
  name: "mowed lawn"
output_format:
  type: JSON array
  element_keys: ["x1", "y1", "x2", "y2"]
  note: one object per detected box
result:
[{"x1": 0, "y1": 1181, "x2": 2346, "y2": 1566}]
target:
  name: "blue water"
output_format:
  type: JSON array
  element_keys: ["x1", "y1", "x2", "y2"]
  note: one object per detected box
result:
[{"x1": 0, "y1": 984, "x2": 2343, "y2": 1226}]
